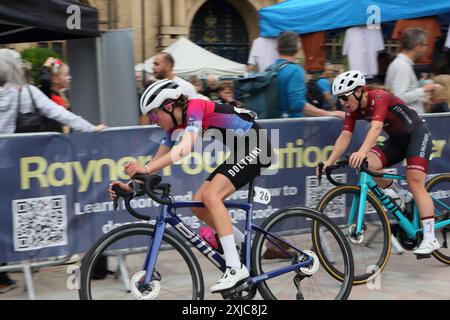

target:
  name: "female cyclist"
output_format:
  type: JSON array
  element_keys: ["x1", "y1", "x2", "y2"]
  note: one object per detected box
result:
[
  {"x1": 109, "y1": 79, "x2": 272, "y2": 292},
  {"x1": 321, "y1": 70, "x2": 439, "y2": 255}
]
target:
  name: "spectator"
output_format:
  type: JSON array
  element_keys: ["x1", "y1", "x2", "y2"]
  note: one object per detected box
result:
[
  {"x1": 385, "y1": 28, "x2": 440, "y2": 114},
  {"x1": 152, "y1": 52, "x2": 197, "y2": 99},
  {"x1": 316, "y1": 63, "x2": 337, "y2": 110},
  {"x1": 428, "y1": 74, "x2": 450, "y2": 113},
  {"x1": 40, "y1": 57, "x2": 73, "y2": 133},
  {"x1": 187, "y1": 75, "x2": 210, "y2": 101},
  {"x1": 0, "y1": 49, "x2": 106, "y2": 134},
  {"x1": 215, "y1": 80, "x2": 245, "y2": 108},
  {"x1": 203, "y1": 75, "x2": 220, "y2": 101},
  {"x1": 268, "y1": 31, "x2": 344, "y2": 119},
  {"x1": 0, "y1": 49, "x2": 106, "y2": 292}
]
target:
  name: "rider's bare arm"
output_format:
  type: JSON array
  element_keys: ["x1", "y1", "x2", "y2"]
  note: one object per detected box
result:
[
  {"x1": 326, "y1": 130, "x2": 352, "y2": 165},
  {"x1": 147, "y1": 130, "x2": 199, "y2": 173},
  {"x1": 358, "y1": 120, "x2": 383, "y2": 155}
]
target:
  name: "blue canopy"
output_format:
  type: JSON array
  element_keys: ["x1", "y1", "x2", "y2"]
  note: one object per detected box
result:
[{"x1": 259, "y1": 0, "x2": 450, "y2": 36}]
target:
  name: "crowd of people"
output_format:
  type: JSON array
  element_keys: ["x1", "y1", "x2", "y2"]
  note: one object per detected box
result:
[{"x1": 1, "y1": 21, "x2": 449, "y2": 295}]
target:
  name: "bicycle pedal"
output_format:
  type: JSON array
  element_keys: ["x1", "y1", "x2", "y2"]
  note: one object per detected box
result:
[
  {"x1": 220, "y1": 279, "x2": 251, "y2": 299},
  {"x1": 415, "y1": 253, "x2": 431, "y2": 260}
]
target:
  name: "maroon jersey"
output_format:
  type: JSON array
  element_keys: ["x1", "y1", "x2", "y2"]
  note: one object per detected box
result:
[{"x1": 343, "y1": 89, "x2": 423, "y2": 137}]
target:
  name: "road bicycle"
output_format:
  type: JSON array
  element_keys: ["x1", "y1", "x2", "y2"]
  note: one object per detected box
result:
[
  {"x1": 316, "y1": 158, "x2": 450, "y2": 284},
  {"x1": 79, "y1": 174, "x2": 353, "y2": 299}
]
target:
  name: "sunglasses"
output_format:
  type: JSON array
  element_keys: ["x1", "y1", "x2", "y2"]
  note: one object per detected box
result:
[
  {"x1": 147, "y1": 110, "x2": 159, "y2": 123},
  {"x1": 147, "y1": 101, "x2": 175, "y2": 123},
  {"x1": 337, "y1": 91, "x2": 354, "y2": 102}
]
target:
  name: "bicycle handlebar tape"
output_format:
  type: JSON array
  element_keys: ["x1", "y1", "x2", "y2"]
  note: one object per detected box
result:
[
  {"x1": 360, "y1": 160, "x2": 384, "y2": 178},
  {"x1": 133, "y1": 174, "x2": 172, "y2": 205}
]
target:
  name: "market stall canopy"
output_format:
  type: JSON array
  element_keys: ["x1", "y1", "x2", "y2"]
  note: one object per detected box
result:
[
  {"x1": 0, "y1": 0, "x2": 100, "y2": 44},
  {"x1": 259, "y1": 0, "x2": 450, "y2": 37},
  {"x1": 136, "y1": 37, "x2": 247, "y2": 77}
]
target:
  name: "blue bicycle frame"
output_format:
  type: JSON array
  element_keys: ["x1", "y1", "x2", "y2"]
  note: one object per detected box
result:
[
  {"x1": 350, "y1": 171, "x2": 450, "y2": 239},
  {"x1": 141, "y1": 199, "x2": 313, "y2": 287}
]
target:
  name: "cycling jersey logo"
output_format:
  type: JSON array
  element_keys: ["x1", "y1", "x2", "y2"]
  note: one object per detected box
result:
[
  {"x1": 392, "y1": 105, "x2": 413, "y2": 124},
  {"x1": 227, "y1": 147, "x2": 262, "y2": 177},
  {"x1": 187, "y1": 115, "x2": 196, "y2": 127},
  {"x1": 419, "y1": 132, "x2": 431, "y2": 158}
]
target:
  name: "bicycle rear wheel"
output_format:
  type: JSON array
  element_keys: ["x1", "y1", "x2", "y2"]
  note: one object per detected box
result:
[
  {"x1": 79, "y1": 223, "x2": 204, "y2": 300},
  {"x1": 316, "y1": 185, "x2": 391, "y2": 284},
  {"x1": 426, "y1": 174, "x2": 450, "y2": 265},
  {"x1": 251, "y1": 207, "x2": 353, "y2": 300}
]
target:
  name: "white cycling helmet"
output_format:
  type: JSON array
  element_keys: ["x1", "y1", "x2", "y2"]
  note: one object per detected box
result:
[
  {"x1": 140, "y1": 79, "x2": 182, "y2": 115},
  {"x1": 332, "y1": 70, "x2": 366, "y2": 96}
]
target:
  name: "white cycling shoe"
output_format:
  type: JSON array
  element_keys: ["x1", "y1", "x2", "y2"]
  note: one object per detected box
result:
[
  {"x1": 210, "y1": 265, "x2": 249, "y2": 293},
  {"x1": 413, "y1": 238, "x2": 441, "y2": 255}
]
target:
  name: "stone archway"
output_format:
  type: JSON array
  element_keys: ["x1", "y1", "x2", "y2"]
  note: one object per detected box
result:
[{"x1": 188, "y1": 0, "x2": 258, "y2": 63}]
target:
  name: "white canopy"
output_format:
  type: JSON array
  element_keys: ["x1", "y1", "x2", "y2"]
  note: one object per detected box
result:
[{"x1": 135, "y1": 37, "x2": 247, "y2": 77}]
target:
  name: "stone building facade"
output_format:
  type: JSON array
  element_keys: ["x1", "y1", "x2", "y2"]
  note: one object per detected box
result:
[{"x1": 85, "y1": 0, "x2": 283, "y2": 64}]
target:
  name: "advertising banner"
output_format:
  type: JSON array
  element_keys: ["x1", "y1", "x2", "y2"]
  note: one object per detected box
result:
[{"x1": 1, "y1": 115, "x2": 449, "y2": 262}]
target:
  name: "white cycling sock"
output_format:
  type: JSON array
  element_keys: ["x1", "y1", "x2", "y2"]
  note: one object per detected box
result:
[
  {"x1": 233, "y1": 226, "x2": 245, "y2": 247},
  {"x1": 421, "y1": 217, "x2": 435, "y2": 242},
  {"x1": 220, "y1": 234, "x2": 241, "y2": 269},
  {"x1": 389, "y1": 180, "x2": 404, "y2": 194}
]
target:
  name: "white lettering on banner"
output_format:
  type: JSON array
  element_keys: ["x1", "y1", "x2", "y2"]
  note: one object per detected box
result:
[{"x1": 12, "y1": 195, "x2": 68, "y2": 251}]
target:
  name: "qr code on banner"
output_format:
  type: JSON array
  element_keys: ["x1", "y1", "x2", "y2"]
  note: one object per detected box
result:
[
  {"x1": 12, "y1": 195, "x2": 68, "y2": 251},
  {"x1": 305, "y1": 174, "x2": 346, "y2": 218}
]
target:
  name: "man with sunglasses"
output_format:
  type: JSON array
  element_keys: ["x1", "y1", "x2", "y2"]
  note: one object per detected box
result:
[{"x1": 320, "y1": 70, "x2": 440, "y2": 255}]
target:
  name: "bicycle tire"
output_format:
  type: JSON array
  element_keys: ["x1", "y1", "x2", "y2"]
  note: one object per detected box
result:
[
  {"x1": 251, "y1": 206, "x2": 354, "y2": 300},
  {"x1": 316, "y1": 185, "x2": 391, "y2": 284},
  {"x1": 425, "y1": 173, "x2": 450, "y2": 265},
  {"x1": 79, "y1": 223, "x2": 204, "y2": 300}
]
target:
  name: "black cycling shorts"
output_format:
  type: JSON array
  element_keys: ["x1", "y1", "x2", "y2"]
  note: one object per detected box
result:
[
  {"x1": 370, "y1": 123, "x2": 432, "y2": 173},
  {"x1": 206, "y1": 122, "x2": 273, "y2": 190}
]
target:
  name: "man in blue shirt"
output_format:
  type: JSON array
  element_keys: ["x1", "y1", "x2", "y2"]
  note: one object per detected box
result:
[
  {"x1": 316, "y1": 63, "x2": 337, "y2": 110},
  {"x1": 271, "y1": 31, "x2": 343, "y2": 119}
]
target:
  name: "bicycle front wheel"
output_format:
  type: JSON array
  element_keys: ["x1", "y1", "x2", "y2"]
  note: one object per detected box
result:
[
  {"x1": 426, "y1": 174, "x2": 450, "y2": 265},
  {"x1": 317, "y1": 185, "x2": 391, "y2": 284},
  {"x1": 79, "y1": 223, "x2": 204, "y2": 300},
  {"x1": 251, "y1": 207, "x2": 353, "y2": 300}
]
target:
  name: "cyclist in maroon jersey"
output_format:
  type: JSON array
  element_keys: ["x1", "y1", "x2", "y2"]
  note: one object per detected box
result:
[
  {"x1": 320, "y1": 70, "x2": 440, "y2": 254},
  {"x1": 109, "y1": 79, "x2": 273, "y2": 292}
]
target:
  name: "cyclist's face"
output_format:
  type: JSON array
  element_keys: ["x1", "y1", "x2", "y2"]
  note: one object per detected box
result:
[{"x1": 148, "y1": 103, "x2": 175, "y2": 130}]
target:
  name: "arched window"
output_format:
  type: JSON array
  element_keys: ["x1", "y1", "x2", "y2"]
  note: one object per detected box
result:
[{"x1": 190, "y1": 0, "x2": 249, "y2": 64}]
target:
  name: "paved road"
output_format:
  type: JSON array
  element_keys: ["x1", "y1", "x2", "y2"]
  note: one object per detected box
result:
[{"x1": 1, "y1": 249, "x2": 448, "y2": 300}]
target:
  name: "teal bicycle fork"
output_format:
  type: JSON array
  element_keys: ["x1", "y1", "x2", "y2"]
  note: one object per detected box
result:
[{"x1": 349, "y1": 172, "x2": 450, "y2": 241}]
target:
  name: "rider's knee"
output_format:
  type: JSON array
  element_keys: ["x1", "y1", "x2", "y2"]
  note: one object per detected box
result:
[
  {"x1": 202, "y1": 192, "x2": 219, "y2": 207},
  {"x1": 406, "y1": 174, "x2": 425, "y2": 193}
]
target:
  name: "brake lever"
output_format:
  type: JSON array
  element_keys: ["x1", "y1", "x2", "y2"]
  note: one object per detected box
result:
[
  {"x1": 113, "y1": 197, "x2": 119, "y2": 211},
  {"x1": 317, "y1": 162, "x2": 324, "y2": 185}
]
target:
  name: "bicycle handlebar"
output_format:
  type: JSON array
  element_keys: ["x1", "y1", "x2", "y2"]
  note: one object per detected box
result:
[
  {"x1": 133, "y1": 174, "x2": 172, "y2": 205},
  {"x1": 317, "y1": 155, "x2": 385, "y2": 186},
  {"x1": 112, "y1": 174, "x2": 172, "y2": 221}
]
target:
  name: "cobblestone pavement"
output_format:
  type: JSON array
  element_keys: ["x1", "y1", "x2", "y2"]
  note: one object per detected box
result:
[{"x1": 1, "y1": 250, "x2": 448, "y2": 300}]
